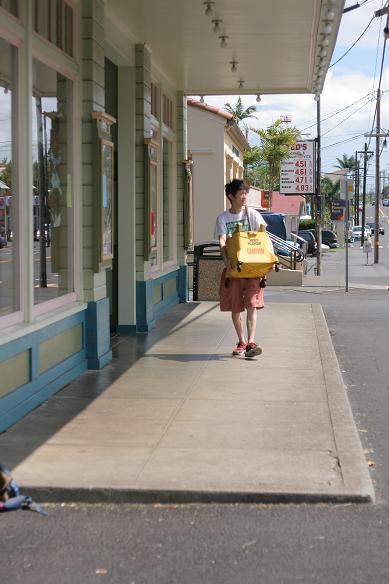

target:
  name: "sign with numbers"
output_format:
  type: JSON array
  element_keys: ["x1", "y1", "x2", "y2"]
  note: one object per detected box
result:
[{"x1": 280, "y1": 141, "x2": 315, "y2": 195}]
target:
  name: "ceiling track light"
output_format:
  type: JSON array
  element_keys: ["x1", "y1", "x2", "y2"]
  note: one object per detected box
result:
[
  {"x1": 230, "y1": 60, "x2": 238, "y2": 72},
  {"x1": 238, "y1": 79, "x2": 245, "y2": 88},
  {"x1": 212, "y1": 19, "x2": 222, "y2": 33},
  {"x1": 219, "y1": 35, "x2": 228, "y2": 48},
  {"x1": 323, "y1": 24, "x2": 332, "y2": 35},
  {"x1": 256, "y1": 94, "x2": 261, "y2": 102},
  {"x1": 204, "y1": 1, "x2": 215, "y2": 17},
  {"x1": 325, "y1": 9, "x2": 335, "y2": 21},
  {"x1": 321, "y1": 38, "x2": 330, "y2": 47}
]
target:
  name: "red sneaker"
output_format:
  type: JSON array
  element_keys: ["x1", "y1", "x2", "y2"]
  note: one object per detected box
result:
[
  {"x1": 245, "y1": 342, "x2": 262, "y2": 358},
  {"x1": 232, "y1": 342, "x2": 246, "y2": 356}
]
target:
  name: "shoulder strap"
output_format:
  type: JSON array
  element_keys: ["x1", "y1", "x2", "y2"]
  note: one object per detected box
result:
[{"x1": 245, "y1": 206, "x2": 252, "y2": 231}]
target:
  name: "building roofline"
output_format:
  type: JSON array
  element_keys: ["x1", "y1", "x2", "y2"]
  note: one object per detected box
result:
[{"x1": 187, "y1": 99, "x2": 233, "y2": 121}]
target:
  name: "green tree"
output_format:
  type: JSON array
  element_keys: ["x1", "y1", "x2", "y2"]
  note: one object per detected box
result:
[
  {"x1": 244, "y1": 146, "x2": 269, "y2": 188},
  {"x1": 249, "y1": 119, "x2": 301, "y2": 209},
  {"x1": 0, "y1": 158, "x2": 12, "y2": 188},
  {"x1": 321, "y1": 176, "x2": 340, "y2": 225},
  {"x1": 224, "y1": 97, "x2": 257, "y2": 126},
  {"x1": 334, "y1": 154, "x2": 356, "y2": 171}
]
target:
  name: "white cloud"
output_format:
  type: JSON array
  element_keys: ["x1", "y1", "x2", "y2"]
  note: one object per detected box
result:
[{"x1": 337, "y1": 0, "x2": 385, "y2": 49}]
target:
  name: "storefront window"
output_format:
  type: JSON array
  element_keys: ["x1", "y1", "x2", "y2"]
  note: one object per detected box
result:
[
  {"x1": 0, "y1": 37, "x2": 19, "y2": 317},
  {"x1": 32, "y1": 58, "x2": 74, "y2": 305},
  {"x1": 0, "y1": 0, "x2": 18, "y2": 17}
]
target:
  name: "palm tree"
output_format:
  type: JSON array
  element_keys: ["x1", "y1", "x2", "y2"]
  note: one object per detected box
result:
[
  {"x1": 224, "y1": 97, "x2": 257, "y2": 126},
  {"x1": 334, "y1": 154, "x2": 356, "y2": 171},
  {"x1": 321, "y1": 176, "x2": 340, "y2": 225},
  {"x1": 250, "y1": 119, "x2": 301, "y2": 209}
]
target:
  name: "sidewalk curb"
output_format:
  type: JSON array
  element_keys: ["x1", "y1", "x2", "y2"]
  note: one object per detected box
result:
[
  {"x1": 311, "y1": 303, "x2": 375, "y2": 503},
  {"x1": 24, "y1": 487, "x2": 372, "y2": 505},
  {"x1": 19, "y1": 304, "x2": 375, "y2": 505}
]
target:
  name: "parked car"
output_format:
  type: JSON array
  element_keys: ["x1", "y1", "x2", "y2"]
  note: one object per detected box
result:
[
  {"x1": 349, "y1": 225, "x2": 370, "y2": 241},
  {"x1": 366, "y1": 222, "x2": 385, "y2": 235},
  {"x1": 0, "y1": 232, "x2": 7, "y2": 248},
  {"x1": 297, "y1": 230, "x2": 317, "y2": 256},
  {"x1": 307, "y1": 228, "x2": 337, "y2": 249},
  {"x1": 321, "y1": 229, "x2": 338, "y2": 248}
]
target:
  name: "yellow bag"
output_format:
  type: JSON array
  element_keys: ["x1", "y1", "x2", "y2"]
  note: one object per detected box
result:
[{"x1": 226, "y1": 223, "x2": 278, "y2": 278}]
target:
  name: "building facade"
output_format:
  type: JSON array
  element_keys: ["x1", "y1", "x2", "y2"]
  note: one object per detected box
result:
[
  {"x1": 187, "y1": 99, "x2": 248, "y2": 243},
  {"x1": 0, "y1": 0, "x2": 344, "y2": 431}
]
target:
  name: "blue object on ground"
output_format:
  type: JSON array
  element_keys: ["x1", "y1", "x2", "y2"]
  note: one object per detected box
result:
[{"x1": 260, "y1": 212, "x2": 287, "y2": 240}]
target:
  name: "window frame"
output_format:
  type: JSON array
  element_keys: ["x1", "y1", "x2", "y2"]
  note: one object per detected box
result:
[
  {"x1": 0, "y1": 19, "x2": 24, "y2": 329},
  {"x1": 31, "y1": 49, "x2": 79, "y2": 317}
]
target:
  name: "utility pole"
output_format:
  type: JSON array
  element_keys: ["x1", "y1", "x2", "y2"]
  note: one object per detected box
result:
[
  {"x1": 315, "y1": 94, "x2": 322, "y2": 276},
  {"x1": 354, "y1": 150, "x2": 360, "y2": 224},
  {"x1": 374, "y1": 89, "x2": 381, "y2": 263},
  {"x1": 357, "y1": 144, "x2": 373, "y2": 246}
]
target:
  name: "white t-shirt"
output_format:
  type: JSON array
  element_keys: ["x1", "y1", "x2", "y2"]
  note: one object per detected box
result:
[{"x1": 214, "y1": 207, "x2": 267, "y2": 239}]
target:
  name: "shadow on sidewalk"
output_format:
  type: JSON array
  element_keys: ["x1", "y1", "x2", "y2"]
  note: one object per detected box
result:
[{"x1": 1, "y1": 303, "x2": 219, "y2": 470}]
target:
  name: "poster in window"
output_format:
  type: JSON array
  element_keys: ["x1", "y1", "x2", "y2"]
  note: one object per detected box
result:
[
  {"x1": 144, "y1": 139, "x2": 158, "y2": 258},
  {"x1": 150, "y1": 162, "x2": 157, "y2": 249},
  {"x1": 101, "y1": 139, "x2": 114, "y2": 261}
]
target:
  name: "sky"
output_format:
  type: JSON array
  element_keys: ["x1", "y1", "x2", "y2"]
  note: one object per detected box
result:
[{"x1": 200, "y1": 0, "x2": 389, "y2": 192}]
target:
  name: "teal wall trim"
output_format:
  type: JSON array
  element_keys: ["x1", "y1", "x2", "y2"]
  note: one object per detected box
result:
[
  {"x1": 136, "y1": 269, "x2": 180, "y2": 332},
  {"x1": 86, "y1": 298, "x2": 113, "y2": 369},
  {"x1": 117, "y1": 325, "x2": 137, "y2": 334},
  {"x1": 178, "y1": 265, "x2": 188, "y2": 302},
  {"x1": 0, "y1": 311, "x2": 87, "y2": 433}
]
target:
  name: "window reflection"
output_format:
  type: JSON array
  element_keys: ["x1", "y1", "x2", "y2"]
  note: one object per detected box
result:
[
  {"x1": 0, "y1": 37, "x2": 18, "y2": 317},
  {"x1": 32, "y1": 59, "x2": 73, "y2": 305}
]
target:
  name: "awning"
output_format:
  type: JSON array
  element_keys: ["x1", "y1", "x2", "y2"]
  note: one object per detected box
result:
[{"x1": 106, "y1": 0, "x2": 344, "y2": 95}]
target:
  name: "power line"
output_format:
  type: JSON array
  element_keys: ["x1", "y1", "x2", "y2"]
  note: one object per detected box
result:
[
  {"x1": 300, "y1": 92, "x2": 374, "y2": 130},
  {"x1": 321, "y1": 97, "x2": 374, "y2": 137},
  {"x1": 329, "y1": 15, "x2": 376, "y2": 68},
  {"x1": 322, "y1": 133, "x2": 366, "y2": 150},
  {"x1": 367, "y1": 3, "x2": 389, "y2": 149},
  {"x1": 366, "y1": 3, "x2": 384, "y2": 133}
]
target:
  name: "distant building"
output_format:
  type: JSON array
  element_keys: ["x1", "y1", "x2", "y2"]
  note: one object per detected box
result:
[{"x1": 187, "y1": 99, "x2": 249, "y2": 243}]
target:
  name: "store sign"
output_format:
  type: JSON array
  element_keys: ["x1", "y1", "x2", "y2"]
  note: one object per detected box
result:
[
  {"x1": 280, "y1": 141, "x2": 315, "y2": 195},
  {"x1": 331, "y1": 199, "x2": 346, "y2": 221}
]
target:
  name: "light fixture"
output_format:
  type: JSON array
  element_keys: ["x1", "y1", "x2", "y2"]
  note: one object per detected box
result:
[
  {"x1": 219, "y1": 35, "x2": 228, "y2": 48},
  {"x1": 212, "y1": 19, "x2": 222, "y2": 33},
  {"x1": 256, "y1": 94, "x2": 261, "y2": 102},
  {"x1": 230, "y1": 60, "x2": 238, "y2": 72},
  {"x1": 320, "y1": 48, "x2": 328, "y2": 57},
  {"x1": 314, "y1": 94, "x2": 320, "y2": 102},
  {"x1": 199, "y1": 95, "x2": 205, "y2": 103},
  {"x1": 325, "y1": 9, "x2": 335, "y2": 21},
  {"x1": 204, "y1": 1, "x2": 214, "y2": 16},
  {"x1": 321, "y1": 37, "x2": 330, "y2": 47},
  {"x1": 323, "y1": 24, "x2": 332, "y2": 34},
  {"x1": 238, "y1": 79, "x2": 245, "y2": 88}
]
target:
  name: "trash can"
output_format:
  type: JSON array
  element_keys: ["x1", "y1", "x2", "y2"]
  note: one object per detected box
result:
[{"x1": 193, "y1": 241, "x2": 224, "y2": 301}]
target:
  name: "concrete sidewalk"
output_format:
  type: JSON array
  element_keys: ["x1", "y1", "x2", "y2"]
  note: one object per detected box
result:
[{"x1": 0, "y1": 302, "x2": 373, "y2": 503}]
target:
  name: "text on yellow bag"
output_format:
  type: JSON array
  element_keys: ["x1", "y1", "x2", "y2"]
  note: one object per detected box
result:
[{"x1": 226, "y1": 223, "x2": 278, "y2": 278}]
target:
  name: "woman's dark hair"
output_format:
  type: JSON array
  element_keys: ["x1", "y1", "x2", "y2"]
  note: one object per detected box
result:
[{"x1": 225, "y1": 179, "x2": 248, "y2": 202}]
